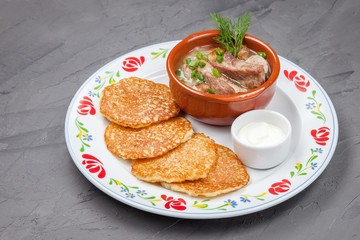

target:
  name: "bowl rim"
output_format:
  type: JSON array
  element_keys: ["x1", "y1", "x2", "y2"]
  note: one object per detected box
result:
[{"x1": 166, "y1": 29, "x2": 280, "y2": 103}]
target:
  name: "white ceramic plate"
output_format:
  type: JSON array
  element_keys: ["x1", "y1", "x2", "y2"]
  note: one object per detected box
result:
[{"x1": 65, "y1": 41, "x2": 338, "y2": 219}]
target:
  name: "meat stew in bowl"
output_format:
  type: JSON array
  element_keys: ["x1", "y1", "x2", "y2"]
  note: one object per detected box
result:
[
  {"x1": 166, "y1": 12, "x2": 280, "y2": 125},
  {"x1": 175, "y1": 45, "x2": 270, "y2": 95}
]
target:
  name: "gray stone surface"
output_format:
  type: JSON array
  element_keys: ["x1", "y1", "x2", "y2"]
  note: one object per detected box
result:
[{"x1": 0, "y1": 0, "x2": 359, "y2": 239}]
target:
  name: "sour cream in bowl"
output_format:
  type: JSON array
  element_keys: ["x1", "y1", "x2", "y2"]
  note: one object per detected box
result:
[{"x1": 231, "y1": 110, "x2": 292, "y2": 169}]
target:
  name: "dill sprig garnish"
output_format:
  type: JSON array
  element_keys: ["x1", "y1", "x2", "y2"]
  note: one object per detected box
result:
[{"x1": 209, "y1": 12, "x2": 252, "y2": 57}]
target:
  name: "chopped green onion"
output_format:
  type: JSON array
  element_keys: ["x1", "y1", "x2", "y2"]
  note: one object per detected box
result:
[
  {"x1": 191, "y1": 69, "x2": 198, "y2": 79},
  {"x1": 215, "y1": 48, "x2": 223, "y2": 56},
  {"x1": 257, "y1": 52, "x2": 267, "y2": 59},
  {"x1": 179, "y1": 77, "x2": 185, "y2": 83},
  {"x1": 175, "y1": 69, "x2": 181, "y2": 76},
  {"x1": 198, "y1": 61, "x2": 206, "y2": 68},
  {"x1": 196, "y1": 52, "x2": 203, "y2": 60},
  {"x1": 216, "y1": 55, "x2": 223, "y2": 63},
  {"x1": 212, "y1": 68, "x2": 221, "y2": 78},
  {"x1": 188, "y1": 60, "x2": 198, "y2": 68},
  {"x1": 185, "y1": 58, "x2": 191, "y2": 64},
  {"x1": 197, "y1": 73, "x2": 204, "y2": 82},
  {"x1": 208, "y1": 88, "x2": 216, "y2": 94}
]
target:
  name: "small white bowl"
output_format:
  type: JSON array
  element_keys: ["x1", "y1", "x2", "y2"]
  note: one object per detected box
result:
[{"x1": 231, "y1": 110, "x2": 292, "y2": 169}]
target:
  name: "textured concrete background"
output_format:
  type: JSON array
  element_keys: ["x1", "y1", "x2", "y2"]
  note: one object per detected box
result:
[{"x1": 0, "y1": 0, "x2": 359, "y2": 239}]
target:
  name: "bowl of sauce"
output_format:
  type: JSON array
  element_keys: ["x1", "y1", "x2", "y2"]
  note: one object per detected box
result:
[{"x1": 231, "y1": 110, "x2": 292, "y2": 169}]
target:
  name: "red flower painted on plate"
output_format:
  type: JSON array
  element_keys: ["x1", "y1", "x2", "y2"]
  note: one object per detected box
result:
[
  {"x1": 269, "y1": 179, "x2": 291, "y2": 195},
  {"x1": 82, "y1": 154, "x2": 106, "y2": 179},
  {"x1": 122, "y1": 56, "x2": 145, "y2": 72},
  {"x1": 284, "y1": 70, "x2": 310, "y2": 92},
  {"x1": 77, "y1": 96, "x2": 96, "y2": 115},
  {"x1": 311, "y1": 127, "x2": 330, "y2": 146},
  {"x1": 161, "y1": 194, "x2": 187, "y2": 211}
]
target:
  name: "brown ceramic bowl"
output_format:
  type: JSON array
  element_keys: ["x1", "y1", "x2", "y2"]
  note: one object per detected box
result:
[{"x1": 166, "y1": 30, "x2": 280, "y2": 125}]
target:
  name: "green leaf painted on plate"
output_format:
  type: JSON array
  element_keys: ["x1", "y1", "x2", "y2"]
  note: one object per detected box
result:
[
  {"x1": 311, "y1": 111, "x2": 321, "y2": 115},
  {"x1": 94, "y1": 85, "x2": 102, "y2": 90},
  {"x1": 79, "y1": 126, "x2": 88, "y2": 133},
  {"x1": 143, "y1": 196, "x2": 156, "y2": 200},
  {"x1": 312, "y1": 90, "x2": 316, "y2": 98}
]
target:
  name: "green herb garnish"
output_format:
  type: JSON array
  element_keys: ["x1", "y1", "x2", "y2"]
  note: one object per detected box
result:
[
  {"x1": 215, "y1": 48, "x2": 224, "y2": 56},
  {"x1": 197, "y1": 72, "x2": 205, "y2": 82},
  {"x1": 175, "y1": 69, "x2": 182, "y2": 76},
  {"x1": 209, "y1": 12, "x2": 252, "y2": 57},
  {"x1": 208, "y1": 88, "x2": 216, "y2": 94},
  {"x1": 198, "y1": 61, "x2": 206, "y2": 68},
  {"x1": 191, "y1": 69, "x2": 198, "y2": 79},
  {"x1": 188, "y1": 60, "x2": 198, "y2": 68},
  {"x1": 196, "y1": 52, "x2": 203, "y2": 60},
  {"x1": 257, "y1": 52, "x2": 267, "y2": 59},
  {"x1": 212, "y1": 68, "x2": 221, "y2": 78},
  {"x1": 216, "y1": 55, "x2": 223, "y2": 63}
]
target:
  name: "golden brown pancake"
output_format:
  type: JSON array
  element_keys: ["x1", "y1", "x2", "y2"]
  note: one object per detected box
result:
[
  {"x1": 131, "y1": 133, "x2": 217, "y2": 183},
  {"x1": 161, "y1": 144, "x2": 249, "y2": 197},
  {"x1": 104, "y1": 117, "x2": 193, "y2": 159},
  {"x1": 100, "y1": 77, "x2": 180, "y2": 128}
]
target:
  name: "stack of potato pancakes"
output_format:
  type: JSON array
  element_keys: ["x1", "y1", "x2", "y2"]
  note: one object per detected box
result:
[{"x1": 100, "y1": 77, "x2": 249, "y2": 197}]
